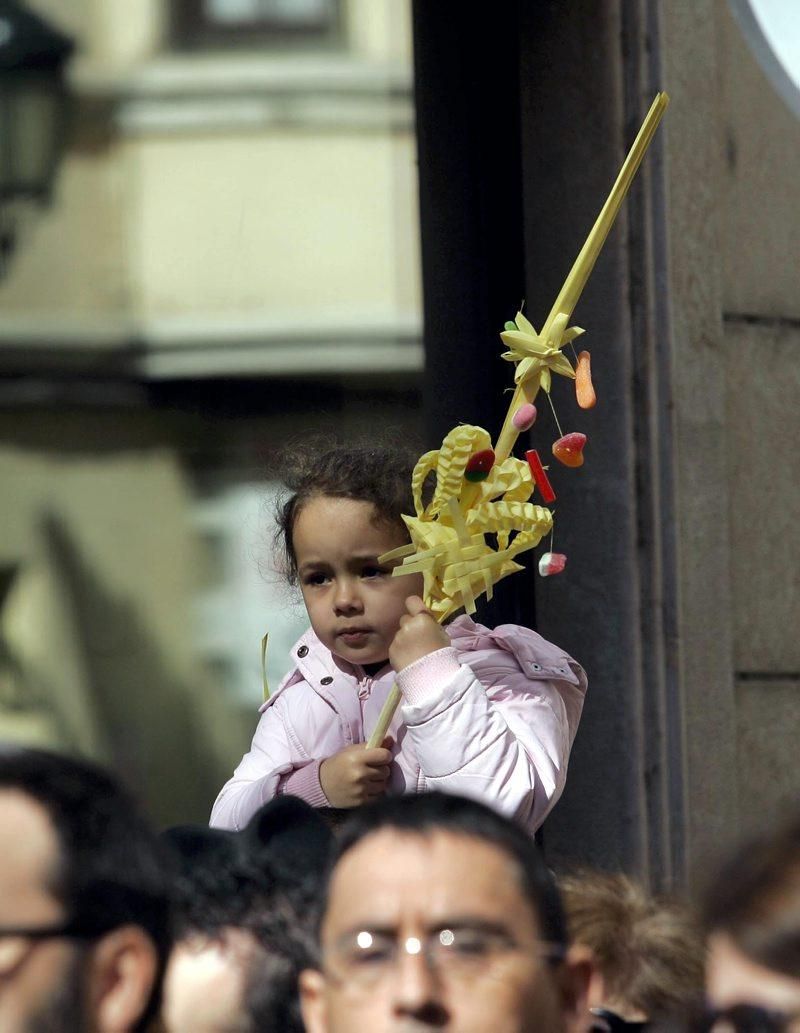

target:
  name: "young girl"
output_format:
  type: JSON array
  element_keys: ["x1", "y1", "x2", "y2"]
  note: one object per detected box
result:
[{"x1": 210, "y1": 444, "x2": 587, "y2": 834}]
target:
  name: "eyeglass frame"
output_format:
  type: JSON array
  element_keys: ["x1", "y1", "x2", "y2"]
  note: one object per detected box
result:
[
  {"x1": 589, "y1": 1006, "x2": 648, "y2": 1032},
  {"x1": 0, "y1": 917, "x2": 115, "y2": 981},
  {"x1": 321, "y1": 923, "x2": 567, "y2": 988},
  {"x1": 690, "y1": 1001, "x2": 800, "y2": 1033}
]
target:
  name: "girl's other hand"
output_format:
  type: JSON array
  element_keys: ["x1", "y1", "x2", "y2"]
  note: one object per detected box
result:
[
  {"x1": 389, "y1": 595, "x2": 450, "y2": 673},
  {"x1": 319, "y1": 737, "x2": 393, "y2": 808}
]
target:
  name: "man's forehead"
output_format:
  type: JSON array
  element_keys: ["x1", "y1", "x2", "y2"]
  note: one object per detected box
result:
[
  {"x1": 324, "y1": 827, "x2": 537, "y2": 934},
  {"x1": 0, "y1": 789, "x2": 60, "y2": 911}
]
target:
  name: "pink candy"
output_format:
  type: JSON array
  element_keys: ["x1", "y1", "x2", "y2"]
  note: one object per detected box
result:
[
  {"x1": 512, "y1": 403, "x2": 537, "y2": 431},
  {"x1": 538, "y1": 552, "x2": 567, "y2": 577}
]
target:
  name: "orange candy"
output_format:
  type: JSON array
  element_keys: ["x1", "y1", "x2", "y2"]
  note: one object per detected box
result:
[
  {"x1": 575, "y1": 350, "x2": 596, "y2": 409},
  {"x1": 552, "y1": 433, "x2": 587, "y2": 468}
]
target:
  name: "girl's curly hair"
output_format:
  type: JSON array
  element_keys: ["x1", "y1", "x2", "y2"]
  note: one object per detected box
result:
[{"x1": 274, "y1": 438, "x2": 420, "y2": 585}]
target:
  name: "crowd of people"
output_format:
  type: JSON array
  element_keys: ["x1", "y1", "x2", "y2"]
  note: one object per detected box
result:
[
  {"x1": 2, "y1": 442, "x2": 797, "y2": 1031},
  {"x1": 2, "y1": 745, "x2": 800, "y2": 1032}
]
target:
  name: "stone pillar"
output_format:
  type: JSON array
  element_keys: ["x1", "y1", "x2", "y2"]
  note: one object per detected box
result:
[{"x1": 414, "y1": 0, "x2": 744, "y2": 888}]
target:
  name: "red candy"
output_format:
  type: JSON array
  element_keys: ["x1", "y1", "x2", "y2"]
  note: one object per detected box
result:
[
  {"x1": 525, "y1": 449, "x2": 556, "y2": 504},
  {"x1": 538, "y1": 552, "x2": 567, "y2": 577},
  {"x1": 552, "y1": 432, "x2": 587, "y2": 468},
  {"x1": 464, "y1": 448, "x2": 495, "y2": 482}
]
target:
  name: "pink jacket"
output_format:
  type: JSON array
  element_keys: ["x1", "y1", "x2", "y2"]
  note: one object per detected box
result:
[{"x1": 210, "y1": 615, "x2": 586, "y2": 833}]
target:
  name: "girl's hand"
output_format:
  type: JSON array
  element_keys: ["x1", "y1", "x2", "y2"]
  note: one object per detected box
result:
[
  {"x1": 319, "y1": 738, "x2": 393, "y2": 808},
  {"x1": 389, "y1": 596, "x2": 450, "y2": 673}
]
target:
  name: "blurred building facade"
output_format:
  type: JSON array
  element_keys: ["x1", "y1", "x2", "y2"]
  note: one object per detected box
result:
[
  {"x1": 0, "y1": 0, "x2": 422, "y2": 824},
  {"x1": 1, "y1": 0, "x2": 798, "y2": 884}
]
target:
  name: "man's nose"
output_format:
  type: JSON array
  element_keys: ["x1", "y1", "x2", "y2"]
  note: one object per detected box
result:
[
  {"x1": 391, "y1": 944, "x2": 447, "y2": 1022},
  {"x1": 333, "y1": 578, "x2": 363, "y2": 614}
]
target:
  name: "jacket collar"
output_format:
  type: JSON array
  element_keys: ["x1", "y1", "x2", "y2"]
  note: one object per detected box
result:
[{"x1": 260, "y1": 626, "x2": 393, "y2": 714}]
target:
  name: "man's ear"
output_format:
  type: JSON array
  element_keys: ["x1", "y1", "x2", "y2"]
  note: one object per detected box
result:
[
  {"x1": 299, "y1": 967, "x2": 329, "y2": 1033},
  {"x1": 581, "y1": 949, "x2": 607, "y2": 1011},
  {"x1": 558, "y1": 943, "x2": 596, "y2": 1033},
  {"x1": 87, "y1": 925, "x2": 159, "y2": 1033}
]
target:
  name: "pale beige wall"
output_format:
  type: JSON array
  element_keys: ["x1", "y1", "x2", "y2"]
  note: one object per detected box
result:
[
  {"x1": 128, "y1": 130, "x2": 419, "y2": 319},
  {"x1": 661, "y1": 0, "x2": 739, "y2": 877},
  {"x1": 720, "y1": 1, "x2": 800, "y2": 318},
  {"x1": 0, "y1": 415, "x2": 247, "y2": 824},
  {"x1": 0, "y1": 1, "x2": 419, "y2": 826},
  {"x1": 661, "y1": 0, "x2": 800, "y2": 870},
  {"x1": 28, "y1": 0, "x2": 411, "y2": 68},
  {"x1": 1, "y1": 141, "x2": 130, "y2": 319},
  {"x1": 718, "y1": 1, "x2": 800, "y2": 835},
  {"x1": 2, "y1": 1, "x2": 420, "y2": 344},
  {"x1": 0, "y1": 394, "x2": 423, "y2": 823},
  {"x1": 349, "y1": 0, "x2": 412, "y2": 64},
  {"x1": 728, "y1": 320, "x2": 800, "y2": 834}
]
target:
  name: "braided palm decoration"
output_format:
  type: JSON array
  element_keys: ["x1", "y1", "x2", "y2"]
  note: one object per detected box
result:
[
  {"x1": 366, "y1": 93, "x2": 669, "y2": 747},
  {"x1": 380, "y1": 424, "x2": 552, "y2": 622}
]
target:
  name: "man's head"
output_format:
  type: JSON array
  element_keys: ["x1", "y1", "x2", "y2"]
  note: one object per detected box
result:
[
  {"x1": 163, "y1": 909, "x2": 310, "y2": 1033},
  {"x1": 703, "y1": 817, "x2": 800, "y2": 1029},
  {"x1": 300, "y1": 792, "x2": 592, "y2": 1033},
  {"x1": 0, "y1": 746, "x2": 170, "y2": 1033},
  {"x1": 162, "y1": 798, "x2": 328, "y2": 1032},
  {"x1": 559, "y1": 870, "x2": 703, "y2": 1026}
]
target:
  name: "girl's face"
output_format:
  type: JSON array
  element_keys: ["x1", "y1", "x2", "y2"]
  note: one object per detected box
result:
[{"x1": 293, "y1": 495, "x2": 423, "y2": 668}]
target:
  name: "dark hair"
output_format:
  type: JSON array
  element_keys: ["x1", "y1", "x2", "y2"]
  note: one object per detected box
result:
[
  {"x1": 167, "y1": 859, "x2": 310, "y2": 1033},
  {"x1": 164, "y1": 799, "x2": 332, "y2": 939},
  {"x1": 241, "y1": 796, "x2": 334, "y2": 903},
  {"x1": 161, "y1": 824, "x2": 255, "y2": 938},
  {"x1": 560, "y1": 870, "x2": 704, "y2": 1019},
  {"x1": 325, "y1": 792, "x2": 567, "y2": 948},
  {"x1": 163, "y1": 803, "x2": 327, "y2": 1033},
  {"x1": 274, "y1": 441, "x2": 419, "y2": 585},
  {"x1": 702, "y1": 816, "x2": 800, "y2": 977},
  {"x1": 0, "y1": 746, "x2": 171, "y2": 1031},
  {"x1": 241, "y1": 901, "x2": 314, "y2": 1033}
]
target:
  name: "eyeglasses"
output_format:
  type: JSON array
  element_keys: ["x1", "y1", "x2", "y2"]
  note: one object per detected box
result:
[
  {"x1": 323, "y1": 926, "x2": 566, "y2": 988},
  {"x1": 590, "y1": 1007, "x2": 648, "y2": 1032},
  {"x1": 0, "y1": 919, "x2": 98, "y2": 980},
  {"x1": 690, "y1": 1003, "x2": 800, "y2": 1033}
]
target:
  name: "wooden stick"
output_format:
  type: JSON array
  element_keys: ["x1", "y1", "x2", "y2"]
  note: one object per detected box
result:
[{"x1": 367, "y1": 684, "x2": 402, "y2": 749}]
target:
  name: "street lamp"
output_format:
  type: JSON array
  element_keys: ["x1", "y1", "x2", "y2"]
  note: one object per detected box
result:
[{"x1": 0, "y1": 1, "x2": 73, "y2": 270}]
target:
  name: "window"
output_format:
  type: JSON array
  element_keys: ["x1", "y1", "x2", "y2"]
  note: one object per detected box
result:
[
  {"x1": 192, "y1": 483, "x2": 309, "y2": 706},
  {"x1": 172, "y1": 0, "x2": 343, "y2": 49}
]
